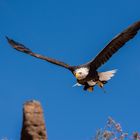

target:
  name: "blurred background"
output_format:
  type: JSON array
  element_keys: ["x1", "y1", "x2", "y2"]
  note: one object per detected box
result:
[{"x1": 0, "y1": 0, "x2": 140, "y2": 139}]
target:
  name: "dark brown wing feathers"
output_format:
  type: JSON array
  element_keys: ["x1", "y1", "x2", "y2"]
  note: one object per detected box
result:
[
  {"x1": 6, "y1": 21, "x2": 140, "y2": 72},
  {"x1": 6, "y1": 36, "x2": 71, "y2": 69},
  {"x1": 88, "y1": 21, "x2": 140, "y2": 70}
]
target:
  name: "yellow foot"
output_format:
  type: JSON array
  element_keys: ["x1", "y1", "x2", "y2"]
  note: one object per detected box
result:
[
  {"x1": 97, "y1": 81, "x2": 104, "y2": 88},
  {"x1": 87, "y1": 87, "x2": 93, "y2": 92}
]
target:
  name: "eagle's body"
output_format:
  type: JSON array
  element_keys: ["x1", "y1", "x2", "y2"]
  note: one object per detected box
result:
[
  {"x1": 6, "y1": 21, "x2": 140, "y2": 92},
  {"x1": 73, "y1": 67, "x2": 116, "y2": 91}
]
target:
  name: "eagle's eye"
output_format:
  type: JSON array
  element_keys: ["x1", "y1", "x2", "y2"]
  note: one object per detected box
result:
[{"x1": 79, "y1": 72, "x2": 82, "y2": 75}]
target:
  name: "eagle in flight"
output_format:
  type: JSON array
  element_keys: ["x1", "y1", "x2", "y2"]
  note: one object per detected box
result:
[{"x1": 6, "y1": 21, "x2": 140, "y2": 92}]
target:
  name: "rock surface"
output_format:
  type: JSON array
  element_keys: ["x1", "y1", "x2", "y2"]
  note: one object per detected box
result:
[{"x1": 21, "y1": 100, "x2": 48, "y2": 140}]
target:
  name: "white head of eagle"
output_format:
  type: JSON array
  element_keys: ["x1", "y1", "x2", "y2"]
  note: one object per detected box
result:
[{"x1": 74, "y1": 67, "x2": 89, "y2": 80}]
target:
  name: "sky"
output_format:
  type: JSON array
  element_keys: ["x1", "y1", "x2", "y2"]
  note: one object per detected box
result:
[{"x1": 0, "y1": 0, "x2": 140, "y2": 140}]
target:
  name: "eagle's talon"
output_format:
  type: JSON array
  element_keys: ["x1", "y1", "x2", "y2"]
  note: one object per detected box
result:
[
  {"x1": 87, "y1": 87, "x2": 94, "y2": 92},
  {"x1": 97, "y1": 81, "x2": 104, "y2": 88}
]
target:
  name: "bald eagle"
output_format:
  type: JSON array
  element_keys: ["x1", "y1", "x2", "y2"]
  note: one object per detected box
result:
[{"x1": 6, "y1": 21, "x2": 140, "y2": 92}]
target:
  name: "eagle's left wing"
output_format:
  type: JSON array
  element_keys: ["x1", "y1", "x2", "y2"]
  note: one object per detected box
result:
[
  {"x1": 6, "y1": 37, "x2": 72, "y2": 70},
  {"x1": 86, "y1": 21, "x2": 140, "y2": 70}
]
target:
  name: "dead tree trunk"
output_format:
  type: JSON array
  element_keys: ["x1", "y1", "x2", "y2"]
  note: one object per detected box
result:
[{"x1": 21, "y1": 100, "x2": 48, "y2": 140}]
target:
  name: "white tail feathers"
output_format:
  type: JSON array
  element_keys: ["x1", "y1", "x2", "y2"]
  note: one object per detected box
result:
[
  {"x1": 98, "y1": 69, "x2": 117, "y2": 81},
  {"x1": 72, "y1": 83, "x2": 82, "y2": 87}
]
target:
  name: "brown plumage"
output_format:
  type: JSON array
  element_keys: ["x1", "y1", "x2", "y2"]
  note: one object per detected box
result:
[
  {"x1": 6, "y1": 37, "x2": 71, "y2": 69},
  {"x1": 86, "y1": 21, "x2": 140, "y2": 71},
  {"x1": 6, "y1": 21, "x2": 140, "y2": 92}
]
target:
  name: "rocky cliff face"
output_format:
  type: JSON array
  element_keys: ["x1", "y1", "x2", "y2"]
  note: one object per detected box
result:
[{"x1": 21, "y1": 100, "x2": 48, "y2": 140}]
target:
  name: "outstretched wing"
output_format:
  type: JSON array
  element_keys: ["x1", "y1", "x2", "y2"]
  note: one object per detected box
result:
[
  {"x1": 87, "y1": 21, "x2": 140, "y2": 70},
  {"x1": 6, "y1": 37, "x2": 71, "y2": 69}
]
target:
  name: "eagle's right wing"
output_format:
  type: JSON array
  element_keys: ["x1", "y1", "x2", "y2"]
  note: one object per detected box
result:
[
  {"x1": 86, "y1": 21, "x2": 140, "y2": 70},
  {"x1": 6, "y1": 37, "x2": 72, "y2": 70}
]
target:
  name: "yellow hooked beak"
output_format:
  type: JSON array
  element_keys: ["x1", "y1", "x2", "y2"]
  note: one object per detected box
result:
[{"x1": 75, "y1": 73, "x2": 80, "y2": 79}]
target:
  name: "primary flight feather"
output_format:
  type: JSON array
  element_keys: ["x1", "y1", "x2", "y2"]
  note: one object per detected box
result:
[{"x1": 6, "y1": 21, "x2": 140, "y2": 92}]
